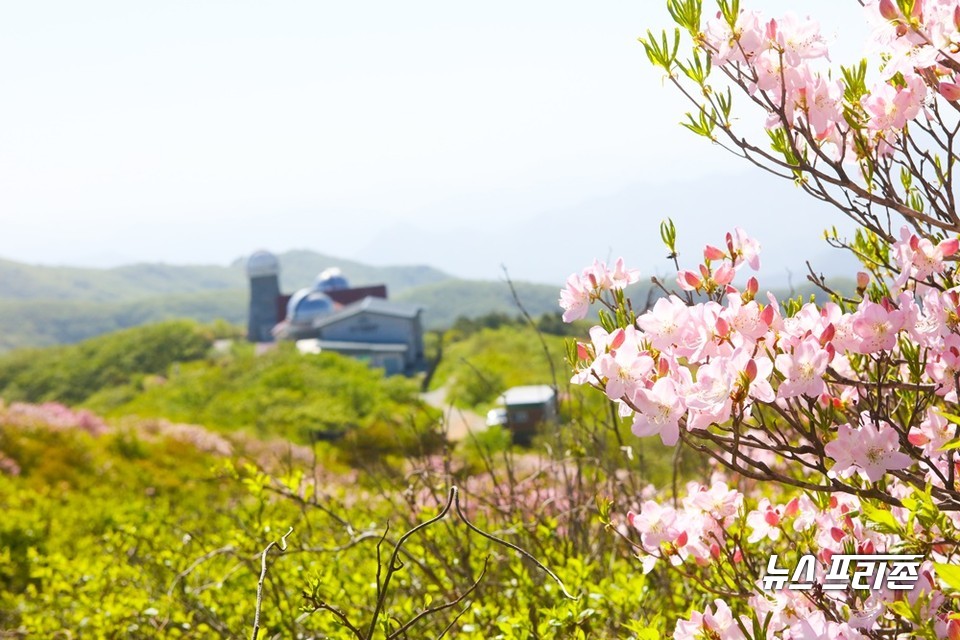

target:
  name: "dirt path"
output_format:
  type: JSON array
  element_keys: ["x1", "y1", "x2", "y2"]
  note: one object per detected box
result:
[{"x1": 421, "y1": 386, "x2": 488, "y2": 441}]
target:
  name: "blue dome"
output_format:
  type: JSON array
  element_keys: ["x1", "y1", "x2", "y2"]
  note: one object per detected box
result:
[
  {"x1": 286, "y1": 288, "x2": 334, "y2": 325},
  {"x1": 314, "y1": 267, "x2": 350, "y2": 292}
]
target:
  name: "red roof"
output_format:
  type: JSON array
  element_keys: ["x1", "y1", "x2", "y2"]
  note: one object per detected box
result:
[
  {"x1": 275, "y1": 285, "x2": 388, "y2": 321},
  {"x1": 325, "y1": 285, "x2": 388, "y2": 306}
]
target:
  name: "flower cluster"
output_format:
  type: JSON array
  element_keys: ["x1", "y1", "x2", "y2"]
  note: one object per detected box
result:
[
  {"x1": 564, "y1": 223, "x2": 960, "y2": 637},
  {"x1": 559, "y1": 257, "x2": 640, "y2": 322},
  {"x1": 624, "y1": 471, "x2": 958, "y2": 638},
  {"x1": 563, "y1": 225, "x2": 960, "y2": 491},
  {"x1": 1, "y1": 401, "x2": 108, "y2": 436},
  {"x1": 696, "y1": 0, "x2": 960, "y2": 160}
]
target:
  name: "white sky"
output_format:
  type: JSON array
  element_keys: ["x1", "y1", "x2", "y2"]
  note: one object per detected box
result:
[{"x1": 0, "y1": 0, "x2": 869, "y2": 284}]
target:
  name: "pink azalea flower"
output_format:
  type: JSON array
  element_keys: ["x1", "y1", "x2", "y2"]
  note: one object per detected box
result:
[
  {"x1": 852, "y1": 300, "x2": 905, "y2": 353},
  {"x1": 862, "y1": 74, "x2": 926, "y2": 133},
  {"x1": 773, "y1": 12, "x2": 829, "y2": 65},
  {"x1": 824, "y1": 415, "x2": 913, "y2": 482},
  {"x1": 893, "y1": 225, "x2": 959, "y2": 287},
  {"x1": 609, "y1": 257, "x2": 641, "y2": 289},
  {"x1": 746, "y1": 498, "x2": 782, "y2": 543},
  {"x1": 638, "y1": 296, "x2": 690, "y2": 351},
  {"x1": 673, "y1": 599, "x2": 745, "y2": 640},
  {"x1": 685, "y1": 358, "x2": 735, "y2": 430},
  {"x1": 559, "y1": 273, "x2": 591, "y2": 322},
  {"x1": 727, "y1": 228, "x2": 762, "y2": 270},
  {"x1": 686, "y1": 481, "x2": 743, "y2": 523},
  {"x1": 775, "y1": 339, "x2": 830, "y2": 398},
  {"x1": 631, "y1": 377, "x2": 685, "y2": 446},
  {"x1": 596, "y1": 328, "x2": 654, "y2": 400},
  {"x1": 628, "y1": 500, "x2": 679, "y2": 550},
  {"x1": 908, "y1": 408, "x2": 954, "y2": 458},
  {"x1": 723, "y1": 295, "x2": 770, "y2": 342}
]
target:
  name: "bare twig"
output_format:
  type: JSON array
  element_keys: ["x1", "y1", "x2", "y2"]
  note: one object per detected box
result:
[{"x1": 251, "y1": 526, "x2": 293, "y2": 640}]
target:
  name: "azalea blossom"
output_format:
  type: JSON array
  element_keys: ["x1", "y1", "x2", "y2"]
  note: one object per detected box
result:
[
  {"x1": 824, "y1": 416, "x2": 913, "y2": 482},
  {"x1": 631, "y1": 377, "x2": 685, "y2": 445},
  {"x1": 775, "y1": 339, "x2": 830, "y2": 398}
]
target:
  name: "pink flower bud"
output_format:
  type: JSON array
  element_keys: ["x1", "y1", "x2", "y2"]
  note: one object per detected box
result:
[
  {"x1": 710, "y1": 541, "x2": 721, "y2": 559},
  {"x1": 824, "y1": 342, "x2": 836, "y2": 361},
  {"x1": 856, "y1": 271, "x2": 870, "y2": 290},
  {"x1": 955, "y1": 5, "x2": 960, "y2": 30},
  {"x1": 678, "y1": 270, "x2": 701, "y2": 291},
  {"x1": 746, "y1": 276, "x2": 759, "y2": 296},
  {"x1": 909, "y1": 432, "x2": 930, "y2": 446},
  {"x1": 784, "y1": 497, "x2": 799, "y2": 517},
  {"x1": 610, "y1": 328, "x2": 626, "y2": 350},
  {"x1": 715, "y1": 316, "x2": 730, "y2": 337},
  {"x1": 858, "y1": 539, "x2": 875, "y2": 555},
  {"x1": 699, "y1": 263, "x2": 711, "y2": 280},
  {"x1": 940, "y1": 81, "x2": 960, "y2": 101},
  {"x1": 909, "y1": 234, "x2": 920, "y2": 251},
  {"x1": 703, "y1": 244, "x2": 725, "y2": 260},
  {"x1": 765, "y1": 18, "x2": 777, "y2": 39},
  {"x1": 576, "y1": 343, "x2": 590, "y2": 361},
  {"x1": 940, "y1": 237, "x2": 959, "y2": 256},
  {"x1": 676, "y1": 530, "x2": 688, "y2": 547},
  {"x1": 732, "y1": 549, "x2": 743, "y2": 563},
  {"x1": 627, "y1": 511, "x2": 636, "y2": 527},
  {"x1": 947, "y1": 619, "x2": 960, "y2": 640},
  {"x1": 819, "y1": 323, "x2": 835, "y2": 345},
  {"x1": 818, "y1": 393, "x2": 831, "y2": 408},
  {"x1": 879, "y1": 0, "x2": 899, "y2": 20},
  {"x1": 713, "y1": 262, "x2": 735, "y2": 285},
  {"x1": 760, "y1": 305, "x2": 775, "y2": 326},
  {"x1": 764, "y1": 509, "x2": 780, "y2": 527},
  {"x1": 830, "y1": 527, "x2": 846, "y2": 542},
  {"x1": 745, "y1": 358, "x2": 758, "y2": 382},
  {"x1": 657, "y1": 357, "x2": 669, "y2": 377}
]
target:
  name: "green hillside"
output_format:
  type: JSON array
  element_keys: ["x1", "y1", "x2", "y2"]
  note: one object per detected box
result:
[
  {"x1": 396, "y1": 279, "x2": 561, "y2": 329},
  {"x1": 0, "y1": 291, "x2": 246, "y2": 351},
  {"x1": 0, "y1": 252, "x2": 459, "y2": 351}
]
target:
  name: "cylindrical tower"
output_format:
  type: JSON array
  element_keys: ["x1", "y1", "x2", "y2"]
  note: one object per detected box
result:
[{"x1": 246, "y1": 250, "x2": 281, "y2": 342}]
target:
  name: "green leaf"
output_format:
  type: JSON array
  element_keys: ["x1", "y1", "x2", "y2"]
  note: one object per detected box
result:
[
  {"x1": 938, "y1": 438, "x2": 960, "y2": 452},
  {"x1": 934, "y1": 409, "x2": 960, "y2": 425},
  {"x1": 860, "y1": 503, "x2": 902, "y2": 534},
  {"x1": 935, "y1": 563, "x2": 960, "y2": 591}
]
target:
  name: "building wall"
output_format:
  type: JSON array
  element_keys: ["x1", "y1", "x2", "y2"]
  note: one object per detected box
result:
[
  {"x1": 248, "y1": 274, "x2": 281, "y2": 342},
  {"x1": 318, "y1": 313, "x2": 418, "y2": 366}
]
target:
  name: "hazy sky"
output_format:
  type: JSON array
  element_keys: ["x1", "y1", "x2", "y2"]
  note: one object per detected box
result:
[{"x1": 0, "y1": 1, "x2": 870, "y2": 284}]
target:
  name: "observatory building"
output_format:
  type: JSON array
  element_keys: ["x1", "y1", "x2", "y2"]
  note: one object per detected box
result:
[{"x1": 245, "y1": 252, "x2": 426, "y2": 376}]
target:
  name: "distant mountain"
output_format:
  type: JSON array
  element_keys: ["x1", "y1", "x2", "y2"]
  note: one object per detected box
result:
[
  {"x1": 247, "y1": 250, "x2": 451, "y2": 295},
  {"x1": 0, "y1": 251, "x2": 451, "y2": 304},
  {"x1": 0, "y1": 252, "x2": 561, "y2": 350},
  {"x1": 396, "y1": 279, "x2": 560, "y2": 330}
]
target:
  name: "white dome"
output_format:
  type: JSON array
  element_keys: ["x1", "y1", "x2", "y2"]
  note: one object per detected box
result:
[{"x1": 246, "y1": 250, "x2": 280, "y2": 278}]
